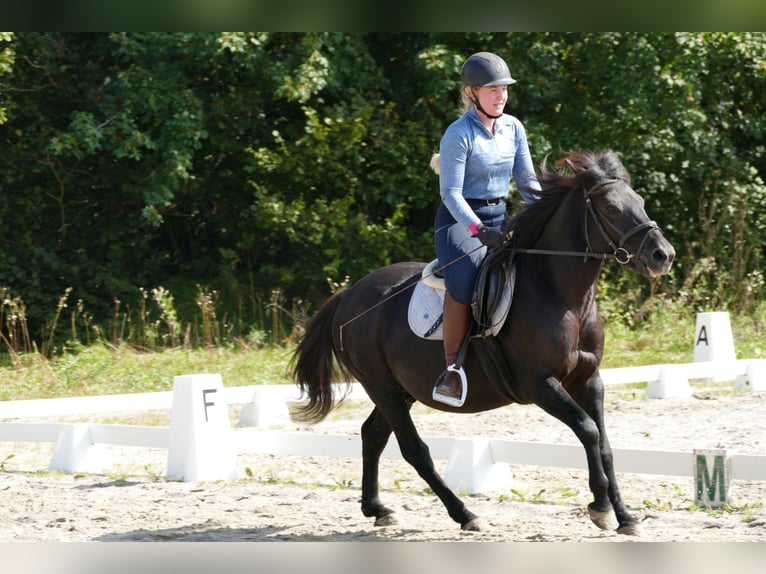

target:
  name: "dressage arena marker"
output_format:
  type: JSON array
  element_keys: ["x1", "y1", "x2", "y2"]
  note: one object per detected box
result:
[
  {"x1": 166, "y1": 373, "x2": 237, "y2": 482},
  {"x1": 693, "y1": 312, "x2": 736, "y2": 382},
  {"x1": 644, "y1": 312, "x2": 755, "y2": 399},
  {"x1": 694, "y1": 448, "x2": 731, "y2": 507}
]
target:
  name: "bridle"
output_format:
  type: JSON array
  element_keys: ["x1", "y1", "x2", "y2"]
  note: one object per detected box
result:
[
  {"x1": 583, "y1": 178, "x2": 660, "y2": 264},
  {"x1": 514, "y1": 178, "x2": 660, "y2": 264}
]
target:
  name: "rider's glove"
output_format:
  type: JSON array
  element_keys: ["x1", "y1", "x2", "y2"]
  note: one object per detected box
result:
[{"x1": 474, "y1": 223, "x2": 507, "y2": 248}]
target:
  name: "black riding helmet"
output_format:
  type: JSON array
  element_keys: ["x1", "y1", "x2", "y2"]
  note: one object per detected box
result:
[{"x1": 461, "y1": 52, "x2": 516, "y2": 87}]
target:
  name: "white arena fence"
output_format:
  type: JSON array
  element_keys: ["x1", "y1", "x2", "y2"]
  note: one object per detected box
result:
[{"x1": 1, "y1": 358, "x2": 766, "y2": 506}]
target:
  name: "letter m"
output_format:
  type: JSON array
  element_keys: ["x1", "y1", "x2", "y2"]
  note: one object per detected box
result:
[{"x1": 695, "y1": 451, "x2": 729, "y2": 507}]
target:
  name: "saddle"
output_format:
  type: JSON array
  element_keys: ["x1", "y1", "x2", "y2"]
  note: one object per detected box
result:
[
  {"x1": 471, "y1": 243, "x2": 516, "y2": 337},
  {"x1": 407, "y1": 243, "x2": 523, "y2": 403},
  {"x1": 407, "y1": 245, "x2": 516, "y2": 340}
]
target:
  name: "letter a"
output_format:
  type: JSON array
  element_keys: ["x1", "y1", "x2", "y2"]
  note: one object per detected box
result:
[{"x1": 696, "y1": 325, "x2": 708, "y2": 346}]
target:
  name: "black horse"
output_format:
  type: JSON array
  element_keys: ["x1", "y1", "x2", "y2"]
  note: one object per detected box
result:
[{"x1": 291, "y1": 150, "x2": 675, "y2": 535}]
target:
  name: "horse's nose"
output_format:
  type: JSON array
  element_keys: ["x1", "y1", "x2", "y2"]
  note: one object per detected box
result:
[{"x1": 652, "y1": 244, "x2": 675, "y2": 268}]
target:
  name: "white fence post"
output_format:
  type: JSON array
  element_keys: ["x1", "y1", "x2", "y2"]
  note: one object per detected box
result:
[
  {"x1": 48, "y1": 423, "x2": 112, "y2": 474},
  {"x1": 238, "y1": 386, "x2": 292, "y2": 427},
  {"x1": 646, "y1": 365, "x2": 691, "y2": 399},
  {"x1": 443, "y1": 437, "x2": 512, "y2": 494},
  {"x1": 733, "y1": 359, "x2": 766, "y2": 392},
  {"x1": 166, "y1": 374, "x2": 237, "y2": 482}
]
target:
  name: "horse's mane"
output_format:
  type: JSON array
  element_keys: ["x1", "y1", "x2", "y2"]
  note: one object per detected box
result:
[{"x1": 507, "y1": 149, "x2": 630, "y2": 249}]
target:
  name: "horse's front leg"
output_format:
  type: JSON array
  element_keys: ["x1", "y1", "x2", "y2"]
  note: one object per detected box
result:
[
  {"x1": 530, "y1": 375, "x2": 621, "y2": 530},
  {"x1": 569, "y1": 370, "x2": 640, "y2": 535}
]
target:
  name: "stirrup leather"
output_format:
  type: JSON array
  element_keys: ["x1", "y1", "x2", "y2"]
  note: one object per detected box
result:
[{"x1": 432, "y1": 364, "x2": 468, "y2": 407}]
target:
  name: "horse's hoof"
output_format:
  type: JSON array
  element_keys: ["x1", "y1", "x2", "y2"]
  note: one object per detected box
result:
[
  {"x1": 461, "y1": 517, "x2": 486, "y2": 532},
  {"x1": 587, "y1": 506, "x2": 618, "y2": 531},
  {"x1": 617, "y1": 522, "x2": 642, "y2": 536},
  {"x1": 374, "y1": 513, "x2": 399, "y2": 527}
]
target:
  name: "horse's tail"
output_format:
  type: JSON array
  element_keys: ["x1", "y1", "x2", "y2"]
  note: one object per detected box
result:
[{"x1": 290, "y1": 289, "x2": 352, "y2": 424}]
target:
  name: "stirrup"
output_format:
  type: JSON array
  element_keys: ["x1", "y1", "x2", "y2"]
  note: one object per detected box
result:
[{"x1": 432, "y1": 364, "x2": 468, "y2": 408}]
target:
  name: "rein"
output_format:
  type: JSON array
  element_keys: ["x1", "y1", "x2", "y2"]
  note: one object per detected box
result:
[
  {"x1": 338, "y1": 178, "x2": 659, "y2": 349},
  {"x1": 510, "y1": 246, "x2": 624, "y2": 261}
]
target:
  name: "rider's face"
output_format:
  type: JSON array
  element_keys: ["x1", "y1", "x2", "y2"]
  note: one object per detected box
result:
[{"x1": 473, "y1": 85, "x2": 508, "y2": 117}]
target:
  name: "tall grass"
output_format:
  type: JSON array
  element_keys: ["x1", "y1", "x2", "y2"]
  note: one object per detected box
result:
[
  {"x1": 1, "y1": 283, "x2": 765, "y2": 401},
  {"x1": 0, "y1": 344, "x2": 295, "y2": 401},
  {"x1": 1, "y1": 284, "x2": 305, "y2": 359},
  {"x1": 0, "y1": 283, "x2": 305, "y2": 401}
]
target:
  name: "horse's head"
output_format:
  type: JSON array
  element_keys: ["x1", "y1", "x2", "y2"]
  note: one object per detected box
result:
[
  {"x1": 537, "y1": 150, "x2": 675, "y2": 278},
  {"x1": 585, "y1": 177, "x2": 675, "y2": 277}
]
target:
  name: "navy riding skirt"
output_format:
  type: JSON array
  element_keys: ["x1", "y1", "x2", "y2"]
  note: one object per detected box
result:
[{"x1": 434, "y1": 199, "x2": 507, "y2": 305}]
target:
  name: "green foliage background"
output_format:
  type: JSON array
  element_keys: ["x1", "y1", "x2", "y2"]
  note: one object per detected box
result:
[{"x1": 1, "y1": 32, "x2": 765, "y2": 348}]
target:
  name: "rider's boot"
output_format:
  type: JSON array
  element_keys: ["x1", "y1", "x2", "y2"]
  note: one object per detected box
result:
[{"x1": 432, "y1": 290, "x2": 472, "y2": 407}]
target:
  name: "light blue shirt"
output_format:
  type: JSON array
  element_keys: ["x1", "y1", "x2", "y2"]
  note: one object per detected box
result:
[{"x1": 439, "y1": 107, "x2": 541, "y2": 230}]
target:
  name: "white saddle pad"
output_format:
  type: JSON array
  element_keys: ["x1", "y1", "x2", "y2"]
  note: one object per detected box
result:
[
  {"x1": 407, "y1": 280, "x2": 447, "y2": 339},
  {"x1": 407, "y1": 271, "x2": 512, "y2": 340}
]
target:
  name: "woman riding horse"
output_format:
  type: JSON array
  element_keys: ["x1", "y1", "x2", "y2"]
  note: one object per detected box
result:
[{"x1": 292, "y1": 149, "x2": 675, "y2": 535}]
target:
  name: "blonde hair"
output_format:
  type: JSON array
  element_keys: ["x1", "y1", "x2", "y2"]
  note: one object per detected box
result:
[
  {"x1": 430, "y1": 84, "x2": 477, "y2": 175},
  {"x1": 429, "y1": 152, "x2": 440, "y2": 174},
  {"x1": 460, "y1": 85, "x2": 475, "y2": 114}
]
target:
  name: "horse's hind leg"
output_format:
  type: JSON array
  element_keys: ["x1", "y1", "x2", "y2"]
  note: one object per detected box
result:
[
  {"x1": 384, "y1": 404, "x2": 481, "y2": 530},
  {"x1": 393, "y1": 422, "x2": 481, "y2": 530},
  {"x1": 360, "y1": 406, "x2": 398, "y2": 526},
  {"x1": 362, "y1": 395, "x2": 480, "y2": 531}
]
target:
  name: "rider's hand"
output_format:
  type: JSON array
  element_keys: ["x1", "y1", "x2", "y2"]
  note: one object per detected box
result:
[{"x1": 474, "y1": 223, "x2": 507, "y2": 248}]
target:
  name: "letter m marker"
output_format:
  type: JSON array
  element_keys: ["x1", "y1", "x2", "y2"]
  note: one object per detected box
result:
[{"x1": 694, "y1": 449, "x2": 730, "y2": 508}]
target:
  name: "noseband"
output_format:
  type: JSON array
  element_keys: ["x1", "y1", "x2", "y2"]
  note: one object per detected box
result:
[{"x1": 583, "y1": 179, "x2": 659, "y2": 265}]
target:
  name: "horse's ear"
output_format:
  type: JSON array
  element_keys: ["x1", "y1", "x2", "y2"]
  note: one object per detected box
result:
[{"x1": 564, "y1": 159, "x2": 580, "y2": 173}]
